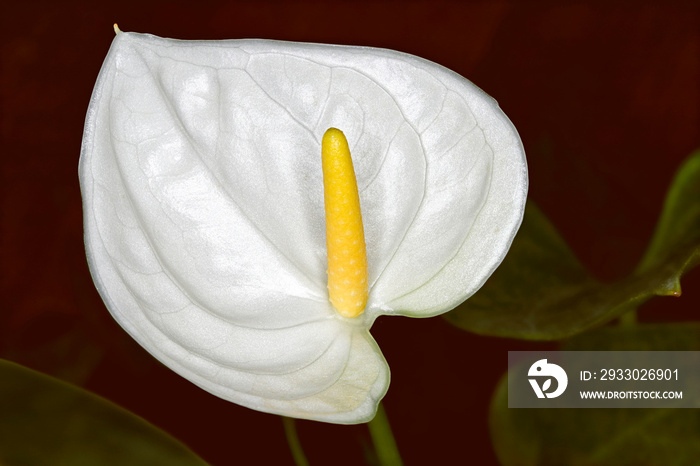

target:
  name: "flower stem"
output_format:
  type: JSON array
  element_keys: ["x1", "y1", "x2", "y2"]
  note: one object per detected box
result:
[
  {"x1": 367, "y1": 403, "x2": 403, "y2": 466},
  {"x1": 281, "y1": 417, "x2": 309, "y2": 466}
]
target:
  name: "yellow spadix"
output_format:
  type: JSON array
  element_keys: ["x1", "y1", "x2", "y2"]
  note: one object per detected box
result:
[{"x1": 322, "y1": 128, "x2": 368, "y2": 318}]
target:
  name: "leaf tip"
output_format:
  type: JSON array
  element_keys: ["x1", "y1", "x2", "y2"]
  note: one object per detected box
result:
[{"x1": 655, "y1": 276, "x2": 682, "y2": 297}]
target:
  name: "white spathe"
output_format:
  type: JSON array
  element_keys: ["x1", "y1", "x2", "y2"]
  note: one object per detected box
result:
[{"x1": 79, "y1": 31, "x2": 528, "y2": 424}]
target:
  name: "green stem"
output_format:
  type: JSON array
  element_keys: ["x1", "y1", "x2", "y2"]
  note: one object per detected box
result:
[
  {"x1": 281, "y1": 417, "x2": 309, "y2": 466},
  {"x1": 367, "y1": 403, "x2": 403, "y2": 466}
]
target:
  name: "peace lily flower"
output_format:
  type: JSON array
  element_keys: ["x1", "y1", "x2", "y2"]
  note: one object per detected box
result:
[{"x1": 79, "y1": 28, "x2": 527, "y2": 424}]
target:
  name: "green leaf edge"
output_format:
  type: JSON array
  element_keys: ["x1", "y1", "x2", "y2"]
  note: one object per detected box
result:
[
  {"x1": 636, "y1": 149, "x2": 700, "y2": 283},
  {"x1": 0, "y1": 358, "x2": 209, "y2": 466},
  {"x1": 445, "y1": 150, "x2": 700, "y2": 340}
]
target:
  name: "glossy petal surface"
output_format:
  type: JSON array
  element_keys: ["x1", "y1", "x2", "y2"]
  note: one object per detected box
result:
[{"x1": 80, "y1": 32, "x2": 527, "y2": 423}]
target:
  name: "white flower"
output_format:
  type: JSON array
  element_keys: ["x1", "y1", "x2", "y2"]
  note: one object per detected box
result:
[{"x1": 79, "y1": 31, "x2": 527, "y2": 424}]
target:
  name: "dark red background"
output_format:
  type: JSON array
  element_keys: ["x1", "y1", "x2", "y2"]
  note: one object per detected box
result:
[{"x1": 2, "y1": 1, "x2": 699, "y2": 465}]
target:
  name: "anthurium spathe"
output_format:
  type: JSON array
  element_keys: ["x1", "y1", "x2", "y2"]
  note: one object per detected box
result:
[{"x1": 79, "y1": 29, "x2": 528, "y2": 424}]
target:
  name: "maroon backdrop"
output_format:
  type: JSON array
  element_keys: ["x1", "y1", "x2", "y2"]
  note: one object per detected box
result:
[{"x1": 2, "y1": 1, "x2": 699, "y2": 465}]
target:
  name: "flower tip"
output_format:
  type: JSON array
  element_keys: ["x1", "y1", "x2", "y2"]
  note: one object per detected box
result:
[{"x1": 113, "y1": 23, "x2": 122, "y2": 35}]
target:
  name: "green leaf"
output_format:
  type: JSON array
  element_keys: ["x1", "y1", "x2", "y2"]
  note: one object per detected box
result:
[
  {"x1": 0, "y1": 359, "x2": 209, "y2": 466},
  {"x1": 445, "y1": 150, "x2": 700, "y2": 339},
  {"x1": 489, "y1": 323, "x2": 700, "y2": 466},
  {"x1": 636, "y1": 149, "x2": 700, "y2": 293}
]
